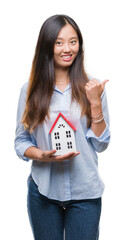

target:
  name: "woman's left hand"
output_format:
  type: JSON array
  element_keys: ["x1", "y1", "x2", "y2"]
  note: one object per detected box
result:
[{"x1": 85, "y1": 79, "x2": 109, "y2": 106}]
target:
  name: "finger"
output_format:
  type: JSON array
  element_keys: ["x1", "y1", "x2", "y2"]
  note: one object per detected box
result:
[
  {"x1": 66, "y1": 151, "x2": 80, "y2": 157},
  {"x1": 54, "y1": 152, "x2": 75, "y2": 161},
  {"x1": 102, "y1": 79, "x2": 109, "y2": 90},
  {"x1": 86, "y1": 81, "x2": 94, "y2": 86},
  {"x1": 85, "y1": 83, "x2": 89, "y2": 87},
  {"x1": 49, "y1": 149, "x2": 57, "y2": 155},
  {"x1": 44, "y1": 149, "x2": 57, "y2": 158},
  {"x1": 85, "y1": 85, "x2": 89, "y2": 91},
  {"x1": 89, "y1": 79, "x2": 96, "y2": 85},
  {"x1": 93, "y1": 80, "x2": 102, "y2": 87},
  {"x1": 62, "y1": 151, "x2": 76, "y2": 159},
  {"x1": 68, "y1": 152, "x2": 80, "y2": 159},
  {"x1": 85, "y1": 85, "x2": 91, "y2": 91},
  {"x1": 73, "y1": 151, "x2": 80, "y2": 156},
  {"x1": 55, "y1": 151, "x2": 80, "y2": 161}
]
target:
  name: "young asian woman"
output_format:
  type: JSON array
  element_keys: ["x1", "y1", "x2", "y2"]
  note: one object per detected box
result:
[{"x1": 14, "y1": 14, "x2": 110, "y2": 240}]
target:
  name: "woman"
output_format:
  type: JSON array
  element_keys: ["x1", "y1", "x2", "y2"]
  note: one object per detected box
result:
[{"x1": 15, "y1": 14, "x2": 110, "y2": 240}]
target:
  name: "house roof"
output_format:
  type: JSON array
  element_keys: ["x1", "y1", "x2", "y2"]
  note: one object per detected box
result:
[{"x1": 49, "y1": 112, "x2": 76, "y2": 133}]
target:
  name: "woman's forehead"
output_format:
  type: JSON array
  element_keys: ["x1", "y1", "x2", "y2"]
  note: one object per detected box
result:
[{"x1": 57, "y1": 24, "x2": 78, "y2": 39}]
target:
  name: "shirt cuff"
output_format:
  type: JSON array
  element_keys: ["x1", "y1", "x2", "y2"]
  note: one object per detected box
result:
[
  {"x1": 86, "y1": 125, "x2": 110, "y2": 143},
  {"x1": 15, "y1": 142, "x2": 37, "y2": 161}
]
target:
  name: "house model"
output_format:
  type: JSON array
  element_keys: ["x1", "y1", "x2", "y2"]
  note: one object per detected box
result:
[{"x1": 49, "y1": 113, "x2": 77, "y2": 156}]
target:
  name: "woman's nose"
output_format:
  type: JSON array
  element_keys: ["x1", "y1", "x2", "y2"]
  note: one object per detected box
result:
[{"x1": 63, "y1": 43, "x2": 71, "y2": 52}]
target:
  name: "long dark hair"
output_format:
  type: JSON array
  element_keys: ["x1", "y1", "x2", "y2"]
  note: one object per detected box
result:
[{"x1": 22, "y1": 14, "x2": 91, "y2": 132}]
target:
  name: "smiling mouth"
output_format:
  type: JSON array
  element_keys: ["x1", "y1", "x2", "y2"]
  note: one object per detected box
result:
[{"x1": 61, "y1": 55, "x2": 72, "y2": 61}]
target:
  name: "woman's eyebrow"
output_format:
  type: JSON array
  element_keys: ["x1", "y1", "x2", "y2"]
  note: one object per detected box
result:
[{"x1": 56, "y1": 36, "x2": 78, "y2": 40}]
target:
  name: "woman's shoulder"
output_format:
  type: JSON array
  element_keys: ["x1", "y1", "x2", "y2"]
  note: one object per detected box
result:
[
  {"x1": 20, "y1": 81, "x2": 29, "y2": 92},
  {"x1": 18, "y1": 81, "x2": 29, "y2": 102}
]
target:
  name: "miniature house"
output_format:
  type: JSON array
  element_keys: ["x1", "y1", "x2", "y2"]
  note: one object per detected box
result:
[{"x1": 49, "y1": 113, "x2": 77, "y2": 156}]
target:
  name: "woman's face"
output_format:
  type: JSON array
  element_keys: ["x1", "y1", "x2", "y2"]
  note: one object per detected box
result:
[{"x1": 54, "y1": 24, "x2": 79, "y2": 69}]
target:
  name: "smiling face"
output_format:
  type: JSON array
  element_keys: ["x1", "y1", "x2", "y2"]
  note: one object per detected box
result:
[{"x1": 54, "y1": 24, "x2": 79, "y2": 69}]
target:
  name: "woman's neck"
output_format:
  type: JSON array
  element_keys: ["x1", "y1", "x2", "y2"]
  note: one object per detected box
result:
[{"x1": 55, "y1": 67, "x2": 70, "y2": 86}]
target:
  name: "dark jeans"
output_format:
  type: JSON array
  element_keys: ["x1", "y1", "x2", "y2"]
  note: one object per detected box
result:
[{"x1": 27, "y1": 175, "x2": 101, "y2": 240}]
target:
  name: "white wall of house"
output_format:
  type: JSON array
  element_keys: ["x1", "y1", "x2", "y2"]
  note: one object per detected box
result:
[{"x1": 51, "y1": 116, "x2": 76, "y2": 155}]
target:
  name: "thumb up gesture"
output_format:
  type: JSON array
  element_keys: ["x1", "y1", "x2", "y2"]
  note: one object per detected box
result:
[{"x1": 85, "y1": 79, "x2": 109, "y2": 106}]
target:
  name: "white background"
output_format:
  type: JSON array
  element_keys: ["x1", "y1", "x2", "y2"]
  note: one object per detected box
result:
[{"x1": 0, "y1": 0, "x2": 125, "y2": 239}]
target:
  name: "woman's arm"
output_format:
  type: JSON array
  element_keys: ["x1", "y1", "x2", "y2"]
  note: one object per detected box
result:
[
  {"x1": 85, "y1": 79, "x2": 109, "y2": 137},
  {"x1": 90, "y1": 99, "x2": 106, "y2": 137},
  {"x1": 24, "y1": 146, "x2": 79, "y2": 162},
  {"x1": 85, "y1": 78, "x2": 110, "y2": 152},
  {"x1": 14, "y1": 83, "x2": 37, "y2": 161}
]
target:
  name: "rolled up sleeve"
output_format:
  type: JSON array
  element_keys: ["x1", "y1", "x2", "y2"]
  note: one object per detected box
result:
[
  {"x1": 86, "y1": 89, "x2": 111, "y2": 152},
  {"x1": 14, "y1": 83, "x2": 37, "y2": 161}
]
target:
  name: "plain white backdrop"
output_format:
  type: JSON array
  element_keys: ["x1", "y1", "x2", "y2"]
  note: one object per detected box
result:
[{"x1": 0, "y1": 0, "x2": 125, "y2": 239}]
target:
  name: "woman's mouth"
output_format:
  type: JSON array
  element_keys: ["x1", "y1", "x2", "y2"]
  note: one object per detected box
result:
[{"x1": 61, "y1": 55, "x2": 72, "y2": 61}]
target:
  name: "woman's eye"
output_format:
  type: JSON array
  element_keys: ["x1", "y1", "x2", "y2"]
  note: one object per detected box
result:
[
  {"x1": 71, "y1": 40, "x2": 77, "y2": 44},
  {"x1": 56, "y1": 41, "x2": 62, "y2": 45}
]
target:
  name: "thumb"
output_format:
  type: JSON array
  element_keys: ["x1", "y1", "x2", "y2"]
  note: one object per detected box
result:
[{"x1": 101, "y1": 79, "x2": 109, "y2": 90}]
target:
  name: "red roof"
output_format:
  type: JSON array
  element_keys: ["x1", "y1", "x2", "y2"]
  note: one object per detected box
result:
[{"x1": 49, "y1": 112, "x2": 76, "y2": 133}]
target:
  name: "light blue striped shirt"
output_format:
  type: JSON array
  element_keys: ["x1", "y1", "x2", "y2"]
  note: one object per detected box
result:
[{"x1": 14, "y1": 81, "x2": 110, "y2": 201}]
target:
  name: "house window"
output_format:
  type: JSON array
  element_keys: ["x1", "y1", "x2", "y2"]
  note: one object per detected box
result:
[
  {"x1": 56, "y1": 143, "x2": 61, "y2": 150},
  {"x1": 66, "y1": 131, "x2": 71, "y2": 138},
  {"x1": 67, "y1": 142, "x2": 73, "y2": 149},
  {"x1": 54, "y1": 132, "x2": 60, "y2": 139}
]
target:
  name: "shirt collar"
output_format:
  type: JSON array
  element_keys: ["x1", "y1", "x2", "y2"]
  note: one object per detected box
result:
[{"x1": 54, "y1": 83, "x2": 71, "y2": 94}]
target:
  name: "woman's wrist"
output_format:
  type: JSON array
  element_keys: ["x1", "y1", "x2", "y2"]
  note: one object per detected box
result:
[
  {"x1": 24, "y1": 146, "x2": 43, "y2": 161},
  {"x1": 90, "y1": 99, "x2": 102, "y2": 116}
]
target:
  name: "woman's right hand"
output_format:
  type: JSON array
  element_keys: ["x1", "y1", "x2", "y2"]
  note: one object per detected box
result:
[
  {"x1": 41, "y1": 149, "x2": 80, "y2": 162},
  {"x1": 24, "y1": 147, "x2": 80, "y2": 162}
]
